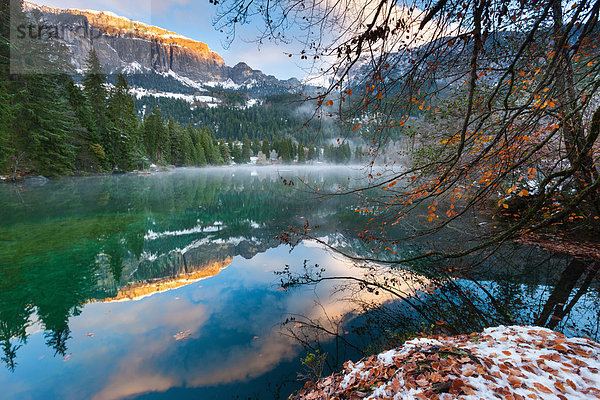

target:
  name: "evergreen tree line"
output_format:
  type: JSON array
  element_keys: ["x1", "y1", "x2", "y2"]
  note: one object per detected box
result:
[
  {"x1": 0, "y1": 2, "x2": 364, "y2": 177},
  {"x1": 135, "y1": 95, "x2": 347, "y2": 143},
  {"x1": 0, "y1": 1, "x2": 89, "y2": 177}
]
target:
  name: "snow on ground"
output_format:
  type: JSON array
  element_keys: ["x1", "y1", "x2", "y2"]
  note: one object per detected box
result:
[
  {"x1": 122, "y1": 61, "x2": 148, "y2": 74},
  {"x1": 145, "y1": 222, "x2": 224, "y2": 240},
  {"x1": 246, "y1": 98, "x2": 260, "y2": 107},
  {"x1": 204, "y1": 79, "x2": 243, "y2": 90},
  {"x1": 129, "y1": 87, "x2": 220, "y2": 105},
  {"x1": 294, "y1": 326, "x2": 600, "y2": 400},
  {"x1": 79, "y1": 9, "x2": 129, "y2": 20},
  {"x1": 158, "y1": 70, "x2": 207, "y2": 91}
]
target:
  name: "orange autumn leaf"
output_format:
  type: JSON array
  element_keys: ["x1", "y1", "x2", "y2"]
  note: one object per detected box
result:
[
  {"x1": 507, "y1": 375, "x2": 522, "y2": 387},
  {"x1": 533, "y1": 383, "x2": 553, "y2": 394},
  {"x1": 518, "y1": 189, "x2": 529, "y2": 197}
]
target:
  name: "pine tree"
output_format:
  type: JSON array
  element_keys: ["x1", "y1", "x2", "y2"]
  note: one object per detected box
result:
[
  {"x1": 242, "y1": 134, "x2": 251, "y2": 163},
  {"x1": 219, "y1": 140, "x2": 231, "y2": 164},
  {"x1": 297, "y1": 142, "x2": 306, "y2": 163},
  {"x1": 200, "y1": 128, "x2": 214, "y2": 164},
  {"x1": 187, "y1": 125, "x2": 200, "y2": 164},
  {"x1": 195, "y1": 143, "x2": 206, "y2": 166},
  {"x1": 0, "y1": 1, "x2": 76, "y2": 177},
  {"x1": 232, "y1": 142, "x2": 243, "y2": 164},
  {"x1": 142, "y1": 107, "x2": 166, "y2": 163},
  {"x1": 261, "y1": 138, "x2": 270, "y2": 156},
  {"x1": 65, "y1": 78, "x2": 103, "y2": 172},
  {"x1": 168, "y1": 116, "x2": 184, "y2": 166},
  {"x1": 82, "y1": 48, "x2": 110, "y2": 167},
  {"x1": 192, "y1": 127, "x2": 207, "y2": 166},
  {"x1": 13, "y1": 75, "x2": 76, "y2": 176},
  {"x1": 107, "y1": 74, "x2": 137, "y2": 170},
  {"x1": 211, "y1": 144, "x2": 223, "y2": 165},
  {"x1": 0, "y1": 83, "x2": 13, "y2": 172},
  {"x1": 307, "y1": 145, "x2": 316, "y2": 161},
  {"x1": 181, "y1": 126, "x2": 195, "y2": 166},
  {"x1": 252, "y1": 138, "x2": 261, "y2": 155},
  {"x1": 280, "y1": 138, "x2": 292, "y2": 163}
]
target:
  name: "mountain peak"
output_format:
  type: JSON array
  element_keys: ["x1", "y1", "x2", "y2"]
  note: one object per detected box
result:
[
  {"x1": 24, "y1": 2, "x2": 220, "y2": 56},
  {"x1": 23, "y1": 2, "x2": 299, "y2": 91}
]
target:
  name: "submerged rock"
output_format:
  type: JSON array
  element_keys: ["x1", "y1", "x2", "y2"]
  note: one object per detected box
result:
[
  {"x1": 292, "y1": 326, "x2": 600, "y2": 400},
  {"x1": 22, "y1": 176, "x2": 50, "y2": 186}
]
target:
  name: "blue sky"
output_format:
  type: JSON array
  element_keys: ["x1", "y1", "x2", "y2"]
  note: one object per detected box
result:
[{"x1": 35, "y1": 0, "x2": 309, "y2": 79}]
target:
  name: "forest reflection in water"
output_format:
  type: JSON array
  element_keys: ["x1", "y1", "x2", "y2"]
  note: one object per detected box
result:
[{"x1": 0, "y1": 166, "x2": 598, "y2": 399}]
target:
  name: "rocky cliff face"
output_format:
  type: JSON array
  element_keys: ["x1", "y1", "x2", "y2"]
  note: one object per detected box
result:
[{"x1": 23, "y1": 2, "x2": 299, "y2": 89}]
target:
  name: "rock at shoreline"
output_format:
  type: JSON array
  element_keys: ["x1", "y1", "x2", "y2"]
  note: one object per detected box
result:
[
  {"x1": 292, "y1": 326, "x2": 600, "y2": 400},
  {"x1": 23, "y1": 176, "x2": 50, "y2": 186}
]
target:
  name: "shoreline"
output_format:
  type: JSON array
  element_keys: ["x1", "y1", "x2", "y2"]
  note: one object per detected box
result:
[
  {"x1": 292, "y1": 325, "x2": 600, "y2": 400},
  {"x1": 0, "y1": 163, "x2": 372, "y2": 183}
]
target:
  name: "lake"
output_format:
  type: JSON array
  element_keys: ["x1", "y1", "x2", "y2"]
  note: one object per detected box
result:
[{"x1": 1, "y1": 166, "x2": 598, "y2": 399}]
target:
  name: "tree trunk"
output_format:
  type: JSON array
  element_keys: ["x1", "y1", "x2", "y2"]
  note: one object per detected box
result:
[
  {"x1": 535, "y1": 257, "x2": 589, "y2": 327},
  {"x1": 552, "y1": 0, "x2": 600, "y2": 214}
]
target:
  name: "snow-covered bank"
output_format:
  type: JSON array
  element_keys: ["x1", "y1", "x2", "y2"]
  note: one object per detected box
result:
[{"x1": 293, "y1": 326, "x2": 600, "y2": 400}]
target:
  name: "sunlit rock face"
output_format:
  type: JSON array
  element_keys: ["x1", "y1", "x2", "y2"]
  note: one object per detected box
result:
[
  {"x1": 22, "y1": 2, "x2": 299, "y2": 87},
  {"x1": 96, "y1": 257, "x2": 233, "y2": 302}
]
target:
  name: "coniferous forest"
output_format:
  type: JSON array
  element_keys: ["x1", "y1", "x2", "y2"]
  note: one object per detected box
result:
[{"x1": 0, "y1": 1, "x2": 362, "y2": 179}]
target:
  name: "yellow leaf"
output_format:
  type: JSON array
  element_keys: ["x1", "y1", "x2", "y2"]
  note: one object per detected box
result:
[{"x1": 518, "y1": 189, "x2": 529, "y2": 197}]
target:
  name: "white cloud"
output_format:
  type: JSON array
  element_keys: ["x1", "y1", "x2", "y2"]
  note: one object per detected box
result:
[
  {"x1": 223, "y1": 42, "x2": 310, "y2": 80},
  {"x1": 31, "y1": 0, "x2": 194, "y2": 22},
  {"x1": 37, "y1": 0, "x2": 152, "y2": 21}
]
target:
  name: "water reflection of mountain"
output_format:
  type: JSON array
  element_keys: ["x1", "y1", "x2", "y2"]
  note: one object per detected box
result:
[
  {"x1": 1, "y1": 167, "x2": 599, "y2": 375},
  {"x1": 95, "y1": 257, "x2": 233, "y2": 302},
  {"x1": 95, "y1": 234, "x2": 283, "y2": 302},
  {"x1": 0, "y1": 167, "x2": 364, "y2": 369}
]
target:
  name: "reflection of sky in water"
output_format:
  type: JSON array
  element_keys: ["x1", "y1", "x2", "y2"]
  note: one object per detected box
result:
[
  {"x1": 0, "y1": 243, "x2": 380, "y2": 400},
  {"x1": 2, "y1": 168, "x2": 600, "y2": 399}
]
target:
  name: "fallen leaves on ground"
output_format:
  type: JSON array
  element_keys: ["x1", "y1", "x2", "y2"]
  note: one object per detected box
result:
[{"x1": 291, "y1": 326, "x2": 600, "y2": 400}]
